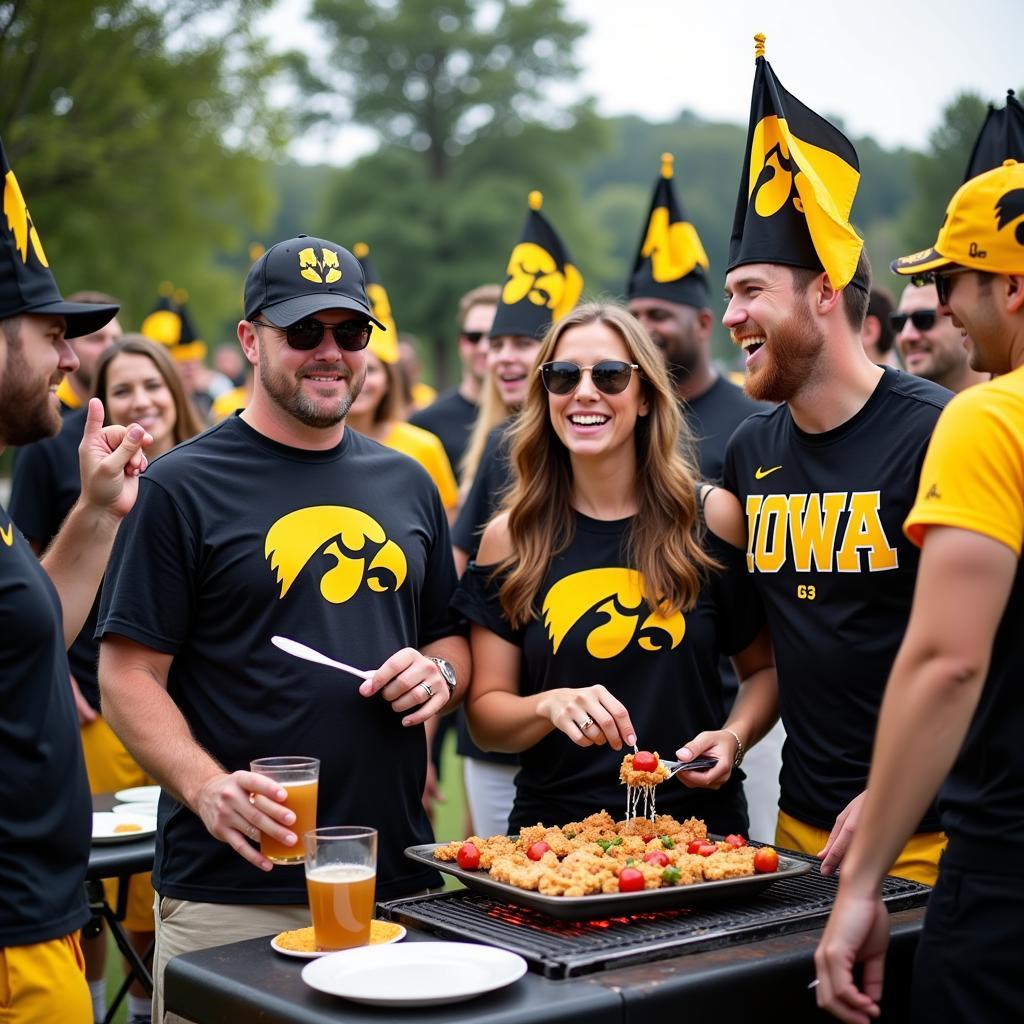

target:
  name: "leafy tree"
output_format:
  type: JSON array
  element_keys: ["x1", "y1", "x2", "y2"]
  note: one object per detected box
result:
[
  {"x1": 0, "y1": 0, "x2": 289, "y2": 339},
  {"x1": 300, "y1": 0, "x2": 608, "y2": 383}
]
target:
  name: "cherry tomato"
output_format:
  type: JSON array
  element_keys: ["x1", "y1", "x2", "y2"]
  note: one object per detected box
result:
[
  {"x1": 753, "y1": 847, "x2": 780, "y2": 873},
  {"x1": 686, "y1": 839, "x2": 707, "y2": 855},
  {"x1": 641, "y1": 835, "x2": 654, "y2": 844},
  {"x1": 697, "y1": 842, "x2": 718, "y2": 857},
  {"x1": 618, "y1": 867, "x2": 645, "y2": 892},
  {"x1": 632, "y1": 750, "x2": 658, "y2": 773},
  {"x1": 457, "y1": 842, "x2": 480, "y2": 870},
  {"x1": 725, "y1": 834, "x2": 747, "y2": 848},
  {"x1": 527, "y1": 841, "x2": 551, "y2": 861},
  {"x1": 643, "y1": 850, "x2": 669, "y2": 867}
]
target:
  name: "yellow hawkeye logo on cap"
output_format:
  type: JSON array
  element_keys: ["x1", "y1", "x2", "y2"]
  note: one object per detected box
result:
[
  {"x1": 755, "y1": 465, "x2": 782, "y2": 480},
  {"x1": 0, "y1": 521, "x2": 14, "y2": 547},
  {"x1": 298, "y1": 247, "x2": 342, "y2": 285},
  {"x1": 3, "y1": 170, "x2": 48, "y2": 267}
]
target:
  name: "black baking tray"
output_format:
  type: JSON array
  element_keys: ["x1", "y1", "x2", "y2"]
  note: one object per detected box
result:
[{"x1": 405, "y1": 842, "x2": 810, "y2": 921}]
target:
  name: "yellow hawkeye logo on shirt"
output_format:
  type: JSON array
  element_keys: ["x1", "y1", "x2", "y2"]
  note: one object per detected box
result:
[
  {"x1": 745, "y1": 491, "x2": 897, "y2": 573},
  {"x1": 265, "y1": 506, "x2": 406, "y2": 603},
  {"x1": 0, "y1": 521, "x2": 13, "y2": 547},
  {"x1": 542, "y1": 567, "x2": 684, "y2": 660},
  {"x1": 754, "y1": 465, "x2": 782, "y2": 480}
]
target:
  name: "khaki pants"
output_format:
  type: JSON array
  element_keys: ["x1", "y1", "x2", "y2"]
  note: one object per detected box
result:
[{"x1": 153, "y1": 898, "x2": 310, "y2": 1023}]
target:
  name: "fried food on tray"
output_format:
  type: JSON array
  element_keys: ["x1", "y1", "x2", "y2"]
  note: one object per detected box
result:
[
  {"x1": 274, "y1": 920, "x2": 403, "y2": 951},
  {"x1": 434, "y1": 813, "x2": 763, "y2": 895},
  {"x1": 619, "y1": 751, "x2": 669, "y2": 787}
]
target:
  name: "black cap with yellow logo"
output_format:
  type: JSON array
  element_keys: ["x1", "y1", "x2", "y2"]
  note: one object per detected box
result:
[
  {"x1": 964, "y1": 90, "x2": 1024, "y2": 182},
  {"x1": 243, "y1": 234, "x2": 384, "y2": 330},
  {"x1": 627, "y1": 153, "x2": 710, "y2": 309},
  {"x1": 490, "y1": 191, "x2": 583, "y2": 339},
  {"x1": 892, "y1": 159, "x2": 1024, "y2": 277},
  {"x1": 352, "y1": 242, "x2": 398, "y2": 363},
  {"x1": 727, "y1": 34, "x2": 866, "y2": 292},
  {"x1": 0, "y1": 135, "x2": 118, "y2": 337}
]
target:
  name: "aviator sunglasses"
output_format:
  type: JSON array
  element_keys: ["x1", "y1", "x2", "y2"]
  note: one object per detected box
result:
[
  {"x1": 539, "y1": 360, "x2": 641, "y2": 396},
  {"x1": 250, "y1": 317, "x2": 373, "y2": 352},
  {"x1": 888, "y1": 309, "x2": 937, "y2": 333}
]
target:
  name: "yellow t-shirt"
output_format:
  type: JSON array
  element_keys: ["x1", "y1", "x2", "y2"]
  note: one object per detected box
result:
[
  {"x1": 411, "y1": 382, "x2": 437, "y2": 410},
  {"x1": 904, "y1": 364, "x2": 1024, "y2": 555},
  {"x1": 211, "y1": 385, "x2": 248, "y2": 422},
  {"x1": 382, "y1": 421, "x2": 459, "y2": 511}
]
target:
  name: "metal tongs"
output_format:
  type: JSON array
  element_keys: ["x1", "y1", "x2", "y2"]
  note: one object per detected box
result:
[{"x1": 632, "y1": 744, "x2": 718, "y2": 779}]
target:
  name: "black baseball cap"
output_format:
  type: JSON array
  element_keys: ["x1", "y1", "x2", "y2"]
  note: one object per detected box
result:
[
  {"x1": 243, "y1": 234, "x2": 384, "y2": 329},
  {"x1": 0, "y1": 135, "x2": 119, "y2": 338}
]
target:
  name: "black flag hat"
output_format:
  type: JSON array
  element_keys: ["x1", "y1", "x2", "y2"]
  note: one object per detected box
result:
[
  {"x1": 727, "y1": 34, "x2": 866, "y2": 291},
  {"x1": 627, "y1": 153, "x2": 710, "y2": 308},
  {"x1": 352, "y1": 242, "x2": 398, "y2": 362},
  {"x1": 490, "y1": 191, "x2": 583, "y2": 339},
  {"x1": 0, "y1": 135, "x2": 118, "y2": 337},
  {"x1": 140, "y1": 285, "x2": 207, "y2": 362},
  {"x1": 964, "y1": 91, "x2": 1024, "y2": 182}
]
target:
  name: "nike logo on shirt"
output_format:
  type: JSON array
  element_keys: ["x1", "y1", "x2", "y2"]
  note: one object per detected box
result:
[{"x1": 754, "y1": 465, "x2": 782, "y2": 480}]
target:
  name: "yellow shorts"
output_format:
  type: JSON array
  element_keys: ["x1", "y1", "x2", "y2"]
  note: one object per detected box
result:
[
  {"x1": 776, "y1": 809, "x2": 947, "y2": 886},
  {"x1": 81, "y1": 717, "x2": 156, "y2": 933},
  {"x1": 0, "y1": 933, "x2": 91, "y2": 1024}
]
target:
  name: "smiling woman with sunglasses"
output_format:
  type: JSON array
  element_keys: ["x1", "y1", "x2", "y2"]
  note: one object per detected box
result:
[{"x1": 453, "y1": 303, "x2": 776, "y2": 834}]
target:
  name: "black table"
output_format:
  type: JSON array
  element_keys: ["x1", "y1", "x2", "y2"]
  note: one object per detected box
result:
[
  {"x1": 89, "y1": 793, "x2": 158, "y2": 1019},
  {"x1": 164, "y1": 908, "x2": 925, "y2": 1023}
]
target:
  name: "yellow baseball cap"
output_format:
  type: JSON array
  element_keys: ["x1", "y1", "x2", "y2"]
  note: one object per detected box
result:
[{"x1": 892, "y1": 159, "x2": 1024, "y2": 276}]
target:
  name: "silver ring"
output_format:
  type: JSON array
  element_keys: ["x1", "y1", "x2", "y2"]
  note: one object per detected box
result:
[{"x1": 420, "y1": 681, "x2": 434, "y2": 699}]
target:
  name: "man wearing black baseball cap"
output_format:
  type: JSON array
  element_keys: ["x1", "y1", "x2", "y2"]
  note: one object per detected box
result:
[
  {"x1": 0, "y1": 135, "x2": 150, "y2": 1022},
  {"x1": 96, "y1": 235, "x2": 468, "y2": 1020}
]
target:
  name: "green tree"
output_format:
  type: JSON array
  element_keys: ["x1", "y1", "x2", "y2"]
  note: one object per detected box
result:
[
  {"x1": 301, "y1": 0, "x2": 608, "y2": 383},
  {"x1": 0, "y1": 0, "x2": 290, "y2": 340}
]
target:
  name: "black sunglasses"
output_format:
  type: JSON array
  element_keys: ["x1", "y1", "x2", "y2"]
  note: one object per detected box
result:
[
  {"x1": 460, "y1": 330, "x2": 488, "y2": 344},
  {"x1": 250, "y1": 317, "x2": 372, "y2": 352},
  {"x1": 889, "y1": 309, "x2": 937, "y2": 333},
  {"x1": 933, "y1": 268, "x2": 973, "y2": 306},
  {"x1": 539, "y1": 360, "x2": 640, "y2": 396}
]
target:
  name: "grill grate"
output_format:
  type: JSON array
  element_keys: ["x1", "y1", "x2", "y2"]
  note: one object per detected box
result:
[{"x1": 382, "y1": 853, "x2": 930, "y2": 979}]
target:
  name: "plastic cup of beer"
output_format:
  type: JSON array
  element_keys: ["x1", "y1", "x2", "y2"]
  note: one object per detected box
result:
[
  {"x1": 304, "y1": 826, "x2": 378, "y2": 951},
  {"x1": 249, "y1": 756, "x2": 319, "y2": 865}
]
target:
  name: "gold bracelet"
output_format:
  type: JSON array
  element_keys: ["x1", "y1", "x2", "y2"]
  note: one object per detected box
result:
[{"x1": 723, "y1": 728, "x2": 745, "y2": 768}]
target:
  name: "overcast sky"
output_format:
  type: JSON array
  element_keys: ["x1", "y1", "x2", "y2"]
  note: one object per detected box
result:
[{"x1": 264, "y1": 0, "x2": 1023, "y2": 164}]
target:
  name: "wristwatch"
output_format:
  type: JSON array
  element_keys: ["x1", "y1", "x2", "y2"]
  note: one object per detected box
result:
[
  {"x1": 724, "y1": 728, "x2": 745, "y2": 768},
  {"x1": 429, "y1": 657, "x2": 457, "y2": 703}
]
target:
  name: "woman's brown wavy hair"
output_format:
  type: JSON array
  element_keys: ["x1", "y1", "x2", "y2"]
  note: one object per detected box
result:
[{"x1": 496, "y1": 302, "x2": 718, "y2": 628}]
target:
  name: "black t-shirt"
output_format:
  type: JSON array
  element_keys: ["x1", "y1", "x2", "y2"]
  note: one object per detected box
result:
[
  {"x1": 453, "y1": 512, "x2": 762, "y2": 834},
  {"x1": 0, "y1": 507, "x2": 91, "y2": 946},
  {"x1": 8, "y1": 408, "x2": 103, "y2": 712},
  {"x1": 684, "y1": 375, "x2": 768, "y2": 484},
  {"x1": 409, "y1": 388, "x2": 478, "y2": 483},
  {"x1": 96, "y1": 417, "x2": 459, "y2": 903},
  {"x1": 723, "y1": 367, "x2": 949, "y2": 831}
]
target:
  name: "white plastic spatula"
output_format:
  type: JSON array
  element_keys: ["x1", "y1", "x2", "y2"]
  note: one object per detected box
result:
[{"x1": 271, "y1": 635, "x2": 374, "y2": 682}]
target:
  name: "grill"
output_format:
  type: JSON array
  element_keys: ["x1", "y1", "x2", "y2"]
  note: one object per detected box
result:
[{"x1": 381, "y1": 853, "x2": 930, "y2": 979}]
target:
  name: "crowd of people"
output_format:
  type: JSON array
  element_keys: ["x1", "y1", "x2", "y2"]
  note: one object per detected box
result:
[{"x1": 1, "y1": 39, "x2": 1022, "y2": 1024}]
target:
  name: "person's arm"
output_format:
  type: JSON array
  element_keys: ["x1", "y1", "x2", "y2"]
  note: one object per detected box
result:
[
  {"x1": 41, "y1": 399, "x2": 150, "y2": 646},
  {"x1": 814, "y1": 526, "x2": 1016, "y2": 1023},
  {"x1": 99, "y1": 634, "x2": 297, "y2": 872},
  {"x1": 464, "y1": 515, "x2": 636, "y2": 753}
]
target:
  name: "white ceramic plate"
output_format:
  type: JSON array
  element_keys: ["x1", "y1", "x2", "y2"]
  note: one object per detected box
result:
[
  {"x1": 301, "y1": 941, "x2": 527, "y2": 1006},
  {"x1": 270, "y1": 922, "x2": 406, "y2": 960},
  {"x1": 114, "y1": 785, "x2": 161, "y2": 803},
  {"x1": 92, "y1": 811, "x2": 157, "y2": 844},
  {"x1": 112, "y1": 801, "x2": 158, "y2": 818}
]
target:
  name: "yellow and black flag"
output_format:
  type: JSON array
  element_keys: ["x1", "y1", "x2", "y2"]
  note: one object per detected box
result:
[
  {"x1": 140, "y1": 285, "x2": 206, "y2": 362},
  {"x1": 490, "y1": 191, "x2": 583, "y2": 339},
  {"x1": 353, "y1": 242, "x2": 398, "y2": 363},
  {"x1": 965, "y1": 90, "x2": 1024, "y2": 182},
  {"x1": 728, "y1": 34, "x2": 865, "y2": 291},
  {"x1": 627, "y1": 153, "x2": 710, "y2": 308}
]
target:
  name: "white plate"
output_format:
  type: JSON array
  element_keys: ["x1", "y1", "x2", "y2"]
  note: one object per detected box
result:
[
  {"x1": 301, "y1": 941, "x2": 527, "y2": 1006},
  {"x1": 92, "y1": 811, "x2": 157, "y2": 844},
  {"x1": 271, "y1": 922, "x2": 406, "y2": 959},
  {"x1": 112, "y1": 801, "x2": 158, "y2": 818},
  {"x1": 114, "y1": 785, "x2": 161, "y2": 803}
]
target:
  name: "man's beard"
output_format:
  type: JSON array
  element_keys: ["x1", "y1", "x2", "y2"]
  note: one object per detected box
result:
[
  {"x1": 744, "y1": 299, "x2": 825, "y2": 404},
  {"x1": 0, "y1": 337, "x2": 62, "y2": 446},
  {"x1": 258, "y1": 340, "x2": 364, "y2": 429},
  {"x1": 661, "y1": 327, "x2": 700, "y2": 381}
]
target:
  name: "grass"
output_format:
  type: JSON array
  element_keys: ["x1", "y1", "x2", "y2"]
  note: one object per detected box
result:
[{"x1": 101, "y1": 730, "x2": 470, "y2": 1020}]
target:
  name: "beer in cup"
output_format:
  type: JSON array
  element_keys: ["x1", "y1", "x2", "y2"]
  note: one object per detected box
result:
[
  {"x1": 249, "y1": 756, "x2": 320, "y2": 864},
  {"x1": 304, "y1": 826, "x2": 377, "y2": 951}
]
